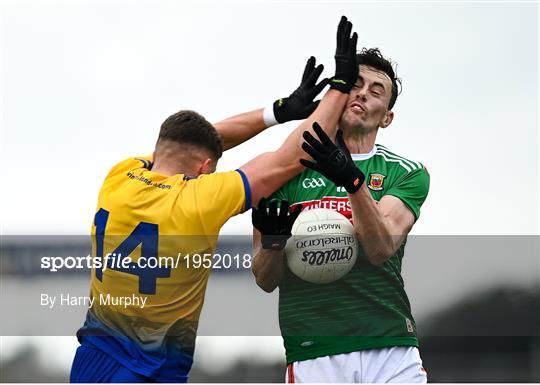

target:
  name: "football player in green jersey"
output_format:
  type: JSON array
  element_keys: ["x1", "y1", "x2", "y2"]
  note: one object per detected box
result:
[{"x1": 252, "y1": 30, "x2": 430, "y2": 383}]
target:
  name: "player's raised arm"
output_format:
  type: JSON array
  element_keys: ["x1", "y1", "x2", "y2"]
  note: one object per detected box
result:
[
  {"x1": 249, "y1": 16, "x2": 359, "y2": 293},
  {"x1": 240, "y1": 16, "x2": 359, "y2": 205},
  {"x1": 214, "y1": 57, "x2": 327, "y2": 151}
]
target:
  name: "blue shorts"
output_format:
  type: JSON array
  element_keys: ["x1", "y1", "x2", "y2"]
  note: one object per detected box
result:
[{"x1": 70, "y1": 345, "x2": 154, "y2": 383}]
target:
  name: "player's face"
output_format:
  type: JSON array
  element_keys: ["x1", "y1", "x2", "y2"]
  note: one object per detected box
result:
[{"x1": 340, "y1": 65, "x2": 394, "y2": 134}]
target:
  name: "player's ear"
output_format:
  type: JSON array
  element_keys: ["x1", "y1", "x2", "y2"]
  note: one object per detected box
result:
[
  {"x1": 379, "y1": 110, "x2": 394, "y2": 129},
  {"x1": 198, "y1": 158, "x2": 215, "y2": 175}
]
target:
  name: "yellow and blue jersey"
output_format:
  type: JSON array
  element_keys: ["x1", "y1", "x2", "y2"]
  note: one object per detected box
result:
[{"x1": 77, "y1": 156, "x2": 250, "y2": 382}]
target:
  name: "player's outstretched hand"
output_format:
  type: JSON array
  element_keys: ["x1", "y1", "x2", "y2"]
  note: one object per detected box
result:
[
  {"x1": 272, "y1": 56, "x2": 328, "y2": 124},
  {"x1": 329, "y1": 15, "x2": 358, "y2": 94},
  {"x1": 300, "y1": 122, "x2": 365, "y2": 193},
  {"x1": 252, "y1": 198, "x2": 302, "y2": 250}
]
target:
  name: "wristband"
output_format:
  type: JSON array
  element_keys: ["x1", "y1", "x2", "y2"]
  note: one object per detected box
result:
[
  {"x1": 263, "y1": 104, "x2": 279, "y2": 127},
  {"x1": 261, "y1": 235, "x2": 288, "y2": 250}
]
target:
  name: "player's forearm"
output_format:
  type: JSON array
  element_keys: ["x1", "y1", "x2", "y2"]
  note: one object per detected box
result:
[
  {"x1": 213, "y1": 108, "x2": 268, "y2": 151},
  {"x1": 348, "y1": 186, "x2": 404, "y2": 266},
  {"x1": 277, "y1": 89, "x2": 347, "y2": 167},
  {"x1": 240, "y1": 90, "x2": 348, "y2": 204},
  {"x1": 252, "y1": 249, "x2": 285, "y2": 293}
]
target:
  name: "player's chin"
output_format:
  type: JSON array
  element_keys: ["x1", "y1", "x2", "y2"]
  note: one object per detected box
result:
[{"x1": 341, "y1": 112, "x2": 364, "y2": 129}]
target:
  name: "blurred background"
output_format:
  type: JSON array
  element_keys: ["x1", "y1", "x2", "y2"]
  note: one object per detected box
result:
[{"x1": 1, "y1": 0, "x2": 538, "y2": 382}]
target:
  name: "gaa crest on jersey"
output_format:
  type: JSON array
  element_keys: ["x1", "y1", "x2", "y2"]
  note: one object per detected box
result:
[
  {"x1": 302, "y1": 177, "x2": 326, "y2": 189},
  {"x1": 367, "y1": 173, "x2": 386, "y2": 191}
]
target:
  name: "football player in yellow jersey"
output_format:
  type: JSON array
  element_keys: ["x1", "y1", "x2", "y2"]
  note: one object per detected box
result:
[{"x1": 70, "y1": 17, "x2": 358, "y2": 383}]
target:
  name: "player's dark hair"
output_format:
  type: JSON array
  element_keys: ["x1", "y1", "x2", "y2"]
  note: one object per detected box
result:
[
  {"x1": 356, "y1": 48, "x2": 402, "y2": 110},
  {"x1": 158, "y1": 110, "x2": 223, "y2": 159}
]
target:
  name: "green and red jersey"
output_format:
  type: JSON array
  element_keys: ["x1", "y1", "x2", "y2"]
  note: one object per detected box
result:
[{"x1": 271, "y1": 144, "x2": 430, "y2": 364}]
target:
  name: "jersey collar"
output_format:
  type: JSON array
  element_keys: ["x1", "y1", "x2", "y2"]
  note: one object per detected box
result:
[{"x1": 350, "y1": 144, "x2": 377, "y2": 161}]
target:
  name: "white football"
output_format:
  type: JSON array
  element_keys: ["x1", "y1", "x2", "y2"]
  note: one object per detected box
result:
[{"x1": 285, "y1": 208, "x2": 358, "y2": 284}]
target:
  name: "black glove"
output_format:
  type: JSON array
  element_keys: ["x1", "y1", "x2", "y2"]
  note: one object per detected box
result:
[
  {"x1": 252, "y1": 198, "x2": 302, "y2": 250},
  {"x1": 273, "y1": 57, "x2": 328, "y2": 123},
  {"x1": 300, "y1": 122, "x2": 365, "y2": 193},
  {"x1": 329, "y1": 16, "x2": 358, "y2": 94}
]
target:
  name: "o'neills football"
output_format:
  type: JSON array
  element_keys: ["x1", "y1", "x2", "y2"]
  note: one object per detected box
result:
[{"x1": 285, "y1": 208, "x2": 358, "y2": 284}]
